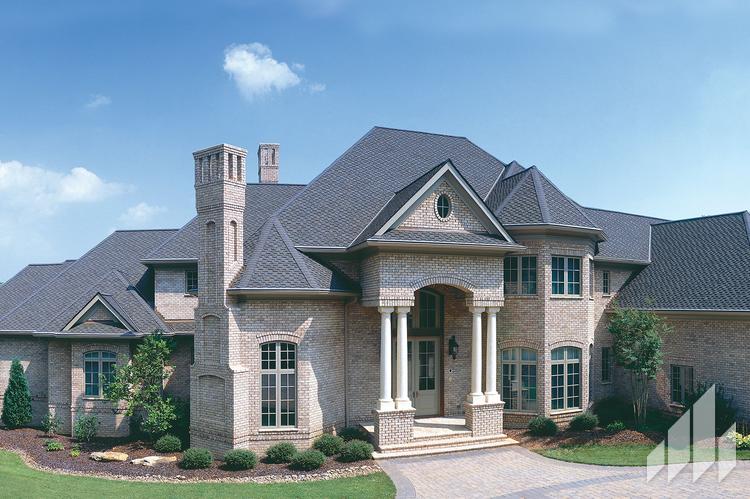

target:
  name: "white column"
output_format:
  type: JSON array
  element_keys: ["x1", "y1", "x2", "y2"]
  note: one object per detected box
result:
[
  {"x1": 485, "y1": 307, "x2": 501, "y2": 403},
  {"x1": 467, "y1": 306, "x2": 485, "y2": 405},
  {"x1": 378, "y1": 307, "x2": 395, "y2": 411},
  {"x1": 395, "y1": 306, "x2": 412, "y2": 410}
]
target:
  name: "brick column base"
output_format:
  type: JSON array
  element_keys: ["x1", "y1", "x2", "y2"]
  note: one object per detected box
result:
[
  {"x1": 372, "y1": 408, "x2": 415, "y2": 448},
  {"x1": 464, "y1": 401, "x2": 505, "y2": 437}
]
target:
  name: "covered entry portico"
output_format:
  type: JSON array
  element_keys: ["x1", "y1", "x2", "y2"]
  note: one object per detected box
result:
[{"x1": 361, "y1": 256, "x2": 511, "y2": 453}]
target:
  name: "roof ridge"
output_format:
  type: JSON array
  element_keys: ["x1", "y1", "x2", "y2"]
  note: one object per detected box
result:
[
  {"x1": 113, "y1": 229, "x2": 179, "y2": 233},
  {"x1": 744, "y1": 211, "x2": 750, "y2": 246},
  {"x1": 529, "y1": 167, "x2": 551, "y2": 223},
  {"x1": 652, "y1": 211, "x2": 750, "y2": 226},
  {"x1": 273, "y1": 219, "x2": 318, "y2": 288},
  {"x1": 243, "y1": 218, "x2": 276, "y2": 279},
  {"x1": 583, "y1": 206, "x2": 668, "y2": 221},
  {"x1": 117, "y1": 269, "x2": 170, "y2": 333},
  {"x1": 144, "y1": 217, "x2": 197, "y2": 259},
  {"x1": 246, "y1": 183, "x2": 307, "y2": 187},
  {"x1": 492, "y1": 168, "x2": 532, "y2": 215},
  {"x1": 372, "y1": 126, "x2": 467, "y2": 139},
  {"x1": 533, "y1": 167, "x2": 600, "y2": 230}
]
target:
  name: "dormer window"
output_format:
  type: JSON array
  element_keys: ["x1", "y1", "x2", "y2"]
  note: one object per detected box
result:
[
  {"x1": 435, "y1": 194, "x2": 452, "y2": 219},
  {"x1": 186, "y1": 270, "x2": 198, "y2": 295}
]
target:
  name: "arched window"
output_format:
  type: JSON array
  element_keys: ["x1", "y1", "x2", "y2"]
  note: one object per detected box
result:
[
  {"x1": 551, "y1": 346, "x2": 581, "y2": 410},
  {"x1": 230, "y1": 221, "x2": 238, "y2": 261},
  {"x1": 228, "y1": 153, "x2": 235, "y2": 180},
  {"x1": 501, "y1": 348, "x2": 537, "y2": 411},
  {"x1": 261, "y1": 342, "x2": 296, "y2": 428},
  {"x1": 237, "y1": 157, "x2": 243, "y2": 181},
  {"x1": 415, "y1": 290, "x2": 441, "y2": 329},
  {"x1": 84, "y1": 351, "x2": 117, "y2": 398}
]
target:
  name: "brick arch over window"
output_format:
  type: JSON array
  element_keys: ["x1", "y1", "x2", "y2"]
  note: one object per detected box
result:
[
  {"x1": 498, "y1": 339, "x2": 544, "y2": 352},
  {"x1": 255, "y1": 332, "x2": 302, "y2": 345}
]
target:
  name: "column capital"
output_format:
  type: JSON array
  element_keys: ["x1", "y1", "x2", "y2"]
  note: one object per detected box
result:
[
  {"x1": 468, "y1": 306, "x2": 485, "y2": 315},
  {"x1": 396, "y1": 306, "x2": 411, "y2": 315},
  {"x1": 378, "y1": 307, "x2": 395, "y2": 315},
  {"x1": 486, "y1": 307, "x2": 501, "y2": 314}
]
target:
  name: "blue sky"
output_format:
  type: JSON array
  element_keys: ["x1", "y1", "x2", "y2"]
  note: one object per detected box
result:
[{"x1": 1, "y1": 1, "x2": 749, "y2": 281}]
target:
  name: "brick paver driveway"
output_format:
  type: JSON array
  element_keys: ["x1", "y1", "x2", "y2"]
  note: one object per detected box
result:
[{"x1": 378, "y1": 446, "x2": 749, "y2": 498}]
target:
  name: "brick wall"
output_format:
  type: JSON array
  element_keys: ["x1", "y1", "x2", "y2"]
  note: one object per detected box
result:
[
  {"x1": 0, "y1": 336, "x2": 48, "y2": 426},
  {"x1": 155, "y1": 266, "x2": 198, "y2": 320},
  {"x1": 399, "y1": 180, "x2": 486, "y2": 233}
]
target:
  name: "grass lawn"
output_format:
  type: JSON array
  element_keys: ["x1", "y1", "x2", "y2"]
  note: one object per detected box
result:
[
  {"x1": 537, "y1": 444, "x2": 750, "y2": 467},
  {"x1": 0, "y1": 450, "x2": 395, "y2": 499}
]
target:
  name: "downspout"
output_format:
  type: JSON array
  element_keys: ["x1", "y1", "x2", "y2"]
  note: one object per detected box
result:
[{"x1": 343, "y1": 298, "x2": 352, "y2": 427}]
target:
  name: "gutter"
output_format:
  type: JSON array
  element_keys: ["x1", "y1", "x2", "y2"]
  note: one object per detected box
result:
[
  {"x1": 227, "y1": 288, "x2": 359, "y2": 298},
  {"x1": 141, "y1": 258, "x2": 198, "y2": 265},
  {"x1": 348, "y1": 240, "x2": 526, "y2": 254}
]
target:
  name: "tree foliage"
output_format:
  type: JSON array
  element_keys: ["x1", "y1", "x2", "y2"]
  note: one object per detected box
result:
[
  {"x1": 1, "y1": 359, "x2": 33, "y2": 428},
  {"x1": 609, "y1": 306, "x2": 667, "y2": 425},
  {"x1": 104, "y1": 331, "x2": 176, "y2": 438}
]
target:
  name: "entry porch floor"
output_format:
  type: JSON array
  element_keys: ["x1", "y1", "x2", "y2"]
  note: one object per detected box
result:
[{"x1": 361, "y1": 416, "x2": 517, "y2": 459}]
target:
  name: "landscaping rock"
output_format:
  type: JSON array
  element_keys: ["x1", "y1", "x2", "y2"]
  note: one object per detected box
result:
[
  {"x1": 131, "y1": 455, "x2": 178, "y2": 467},
  {"x1": 90, "y1": 451, "x2": 129, "y2": 462}
]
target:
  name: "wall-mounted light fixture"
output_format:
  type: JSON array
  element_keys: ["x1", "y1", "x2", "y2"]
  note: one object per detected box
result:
[{"x1": 448, "y1": 335, "x2": 459, "y2": 360}]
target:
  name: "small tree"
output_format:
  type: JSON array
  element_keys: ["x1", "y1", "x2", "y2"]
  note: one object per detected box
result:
[
  {"x1": 1, "y1": 359, "x2": 33, "y2": 428},
  {"x1": 609, "y1": 307, "x2": 667, "y2": 425},
  {"x1": 104, "y1": 331, "x2": 176, "y2": 439}
]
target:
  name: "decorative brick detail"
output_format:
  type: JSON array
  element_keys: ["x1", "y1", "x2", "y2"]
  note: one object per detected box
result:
[
  {"x1": 464, "y1": 401, "x2": 504, "y2": 437},
  {"x1": 373, "y1": 408, "x2": 415, "y2": 448}
]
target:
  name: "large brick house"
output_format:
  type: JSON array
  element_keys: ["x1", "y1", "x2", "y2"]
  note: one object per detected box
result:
[{"x1": 1, "y1": 127, "x2": 748, "y2": 456}]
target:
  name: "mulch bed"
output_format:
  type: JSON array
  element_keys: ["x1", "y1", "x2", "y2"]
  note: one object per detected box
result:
[
  {"x1": 506, "y1": 427, "x2": 661, "y2": 450},
  {"x1": 0, "y1": 428, "x2": 379, "y2": 483}
]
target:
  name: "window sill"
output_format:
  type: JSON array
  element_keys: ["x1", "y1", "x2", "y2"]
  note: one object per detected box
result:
[
  {"x1": 600, "y1": 381, "x2": 613, "y2": 385},
  {"x1": 82, "y1": 396, "x2": 107, "y2": 401},
  {"x1": 184, "y1": 293, "x2": 197, "y2": 298},
  {"x1": 550, "y1": 408, "x2": 582, "y2": 415},
  {"x1": 258, "y1": 427, "x2": 300, "y2": 434},
  {"x1": 505, "y1": 294, "x2": 539, "y2": 300},
  {"x1": 504, "y1": 409, "x2": 538, "y2": 414},
  {"x1": 550, "y1": 295, "x2": 583, "y2": 300}
]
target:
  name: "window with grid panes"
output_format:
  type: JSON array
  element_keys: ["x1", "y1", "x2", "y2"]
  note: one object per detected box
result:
[
  {"x1": 261, "y1": 342, "x2": 297, "y2": 427},
  {"x1": 551, "y1": 347, "x2": 581, "y2": 410}
]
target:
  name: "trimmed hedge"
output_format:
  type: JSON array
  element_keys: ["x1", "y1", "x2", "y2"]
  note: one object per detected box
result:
[
  {"x1": 1, "y1": 360, "x2": 32, "y2": 429},
  {"x1": 313, "y1": 434, "x2": 344, "y2": 456},
  {"x1": 528, "y1": 416, "x2": 558, "y2": 436},
  {"x1": 605, "y1": 420, "x2": 626, "y2": 433},
  {"x1": 290, "y1": 449, "x2": 326, "y2": 471},
  {"x1": 73, "y1": 414, "x2": 98, "y2": 442},
  {"x1": 569, "y1": 412, "x2": 599, "y2": 431},
  {"x1": 223, "y1": 449, "x2": 258, "y2": 471},
  {"x1": 338, "y1": 440, "x2": 374, "y2": 462},
  {"x1": 179, "y1": 448, "x2": 213, "y2": 469},
  {"x1": 154, "y1": 434, "x2": 182, "y2": 453},
  {"x1": 265, "y1": 442, "x2": 297, "y2": 464},
  {"x1": 338, "y1": 426, "x2": 369, "y2": 442}
]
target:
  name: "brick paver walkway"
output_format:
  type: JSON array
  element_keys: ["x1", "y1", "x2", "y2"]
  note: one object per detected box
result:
[{"x1": 378, "y1": 446, "x2": 750, "y2": 498}]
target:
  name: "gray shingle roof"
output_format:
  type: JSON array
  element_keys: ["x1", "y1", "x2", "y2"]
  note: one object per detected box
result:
[
  {"x1": 616, "y1": 212, "x2": 750, "y2": 311},
  {"x1": 487, "y1": 166, "x2": 599, "y2": 230},
  {"x1": 584, "y1": 207, "x2": 667, "y2": 263},
  {"x1": 278, "y1": 127, "x2": 506, "y2": 248},
  {"x1": 144, "y1": 183, "x2": 305, "y2": 262},
  {"x1": 0, "y1": 260, "x2": 75, "y2": 318},
  {"x1": 0, "y1": 229, "x2": 176, "y2": 332}
]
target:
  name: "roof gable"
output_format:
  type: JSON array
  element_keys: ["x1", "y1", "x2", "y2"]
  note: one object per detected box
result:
[
  {"x1": 375, "y1": 161, "x2": 514, "y2": 242},
  {"x1": 63, "y1": 293, "x2": 132, "y2": 331}
]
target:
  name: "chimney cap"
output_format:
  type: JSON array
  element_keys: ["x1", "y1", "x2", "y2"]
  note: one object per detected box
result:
[{"x1": 193, "y1": 143, "x2": 247, "y2": 159}]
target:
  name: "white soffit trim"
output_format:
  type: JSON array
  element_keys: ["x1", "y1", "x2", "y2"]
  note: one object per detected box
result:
[
  {"x1": 62, "y1": 293, "x2": 133, "y2": 332},
  {"x1": 375, "y1": 161, "x2": 516, "y2": 243}
]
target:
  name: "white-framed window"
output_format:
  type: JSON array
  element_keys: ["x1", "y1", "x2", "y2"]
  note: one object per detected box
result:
[
  {"x1": 501, "y1": 347, "x2": 538, "y2": 411},
  {"x1": 601, "y1": 347, "x2": 613, "y2": 383},
  {"x1": 551, "y1": 346, "x2": 581, "y2": 410},
  {"x1": 552, "y1": 256, "x2": 581, "y2": 295},
  {"x1": 503, "y1": 256, "x2": 537, "y2": 295},
  {"x1": 84, "y1": 351, "x2": 117, "y2": 398},
  {"x1": 261, "y1": 342, "x2": 297, "y2": 428},
  {"x1": 602, "y1": 270, "x2": 611, "y2": 295},
  {"x1": 671, "y1": 364, "x2": 694, "y2": 405},
  {"x1": 435, "y1": 193, "x2": 452, "y2": 219},
  {"x1": 185, "y1": 269, "x2": 198, "y2": 294}
]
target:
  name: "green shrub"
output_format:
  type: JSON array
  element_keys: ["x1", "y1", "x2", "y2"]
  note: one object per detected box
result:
[
  {"x1": 223, "y1": 449, "x2": 258, "y2": 471},
  {"x1": 1, "y1": 360, "x2": 33, "y2": 429},
  {"x1": 528, "y1": 416, "x2": 558, "y2": 436},
  {"x1": 313, "y1": 434, "x2": 344, "y2": 456},
  {"x1": 45, "y1": 439, "x2": 63, "y2": 452},
  {"x1": 727, "y1": 431, "x2": 750, "y2": 450},
  {"x1": 73, "y1": 414, "x2": 98, "y2": 442},
  {"x1": 265, "y1": 442, "x2": 297, "y2": 463},
  {"x1": 338, "y1": 440, "x2": 374, "y2": 462},
  {"x1": 179, "y1": 448, "x2": 213, "y2": 469},
  {"x1": 606, "y1": 421, "x2": 626, "y2": 433},
  {"x1": 338, "y1": 426, "x2": 369, "y2": 442},
  {"x1": 290, "y1": 449, "x2": 325, "y2": 471},
  {"x1": 172, "y1": 398, "x2": 190, "y2": 446},
  {"x1": 685, "y1": 383, "x2": 737, "y2": 435},
  {"x1": 154, "y1": 434, "x2": 182, "y2": 453},
  {"x1": 593, "y1": 397, "x2": 631, "y2": 426},
  {"x1": 41, "y1": 412, "x2": 61, "y2": 437},
  {"x1": 569, "y1": 412, "x2": 599, "y2": 431},
  {"x1": 70, "y1": 448, "x2": 81, "y2": 458}
]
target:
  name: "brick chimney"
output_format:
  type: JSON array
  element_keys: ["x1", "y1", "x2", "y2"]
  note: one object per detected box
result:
[{"x1": 257, "y1": 143, "x2": 279, "y2": 183}]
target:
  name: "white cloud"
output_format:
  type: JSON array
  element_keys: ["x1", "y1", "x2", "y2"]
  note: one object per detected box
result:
[
  {"x1": 118, "y1": 202, "x2": 167, "y2": 227},
  {"x1": 223, "y1": 43, "x2": 302, "y2": 101},
  {"x1": 0, "y1": 160, "x2": 125, "y2": 214},
  {"x1": 292, "y1": 62, "x2": 305, "y2": 72},
  {"x1": 308, "y1": 82, "x2": 326, "y2": 93},
  {"x1": 85, "y1": 94, "x2": 112, "y2": 109}
]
